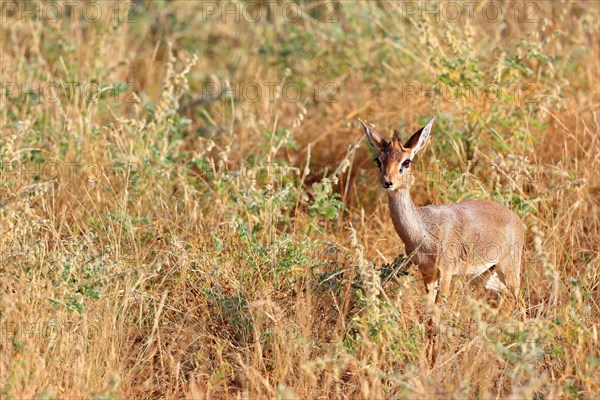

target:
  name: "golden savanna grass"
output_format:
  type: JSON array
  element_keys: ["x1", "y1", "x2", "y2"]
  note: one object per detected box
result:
[{"x1": 0, "y1": 1, "x2": 599, "y2": 398}]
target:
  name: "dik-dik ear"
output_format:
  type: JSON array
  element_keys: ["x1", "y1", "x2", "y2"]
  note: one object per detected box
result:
[
  {"x1": 359, "y1": 118, "x2": 386, "y2": 152},
  {"x1": 404, "y1": 117, "x2": 435, "y2": 159}
]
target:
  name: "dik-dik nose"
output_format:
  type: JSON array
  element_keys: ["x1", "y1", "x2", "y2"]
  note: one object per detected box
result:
[{"x1": 383, "y1": 181, "x2": 394, "y2": 189}]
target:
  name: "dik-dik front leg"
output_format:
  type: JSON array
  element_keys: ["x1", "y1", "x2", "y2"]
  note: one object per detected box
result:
[
  {"x1": 421, "y1": 267, "x2": 452, "y2": 305},
  {"x1": 423, "y1": 267, "x2": 451, "y2": 366}
]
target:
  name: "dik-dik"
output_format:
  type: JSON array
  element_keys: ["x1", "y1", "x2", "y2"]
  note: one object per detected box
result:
[{"x1": 359, "y1": 117, "x2": 524, "y2": 305}]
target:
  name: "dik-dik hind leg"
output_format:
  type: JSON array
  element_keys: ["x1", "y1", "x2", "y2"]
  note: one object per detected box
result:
[
  {"x1": 435, "y1": 270, "x2": 452, "y2": 305},
  {"x1": 495, "y1": 257, "x2": 521, "y2": 307}
]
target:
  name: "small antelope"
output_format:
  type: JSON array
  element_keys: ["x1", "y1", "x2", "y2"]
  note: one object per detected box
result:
[{"x1": 359, "y1": 117, "x2": 524, "y2": 305}]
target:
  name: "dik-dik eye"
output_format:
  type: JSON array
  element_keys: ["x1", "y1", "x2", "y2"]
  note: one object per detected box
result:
[
  {"x1": 373, "y1": 157, "x2": 382, "y2": 171},
  {"x1": 400, "y1": 159, "x2": 411, "y2": 171}
]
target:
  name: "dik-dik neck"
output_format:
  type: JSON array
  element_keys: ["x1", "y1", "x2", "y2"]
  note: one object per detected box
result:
[{"x1": 387, "y1": 188, "x2": 429, "y2": 249}]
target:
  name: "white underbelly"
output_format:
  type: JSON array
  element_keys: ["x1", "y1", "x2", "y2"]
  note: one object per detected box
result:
[
  {"x1": 456, "y1": 262, "x2": 505, "y2": 292},
  {"x1": 460, "y1": 262, "x2": 498, "y2": 276},
  {"x1": 484, "y1": 272, "x2": 504, "y2": 291}
]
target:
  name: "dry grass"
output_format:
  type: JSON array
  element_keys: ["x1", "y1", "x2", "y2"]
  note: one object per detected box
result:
[{"x1": 0, "y1": 1, "x2": 599, "y2": 398}]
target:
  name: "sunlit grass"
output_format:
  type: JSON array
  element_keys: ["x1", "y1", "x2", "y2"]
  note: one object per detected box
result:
[{"x1": 0, "y1": 1, "x2": 598, "y2": 398}]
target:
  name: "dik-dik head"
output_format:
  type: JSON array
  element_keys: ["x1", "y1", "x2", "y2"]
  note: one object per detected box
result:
[{"x1": 359, "y1": 118, "x2": 435, "y2": 191}]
